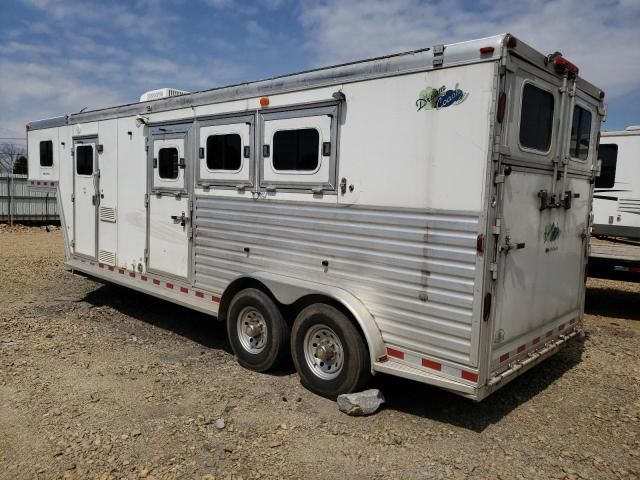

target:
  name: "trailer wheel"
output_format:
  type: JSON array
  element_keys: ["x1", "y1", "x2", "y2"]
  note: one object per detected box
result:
[
  {"x1": 227, "y1": 288, "x2": 290, "y2": 372},
  {"x1": 291, "y1": 303, "x2": 371, "y2": 398}
]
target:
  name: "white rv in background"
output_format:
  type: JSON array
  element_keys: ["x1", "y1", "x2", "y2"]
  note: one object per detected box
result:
[
  {"x1": 589, "y1": 127, "x2": 640, "y2": 280},
  {"x1": 26, "y1": 34, "x2": 605, "y2": 401}
]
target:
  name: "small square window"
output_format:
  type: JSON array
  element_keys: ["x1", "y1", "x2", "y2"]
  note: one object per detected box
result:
[
  {"x1": 158, "y1": 147, "x2": 179, "y2": 180},
  {"x1": 40, "y1": 140, "x2": 53, "y2": 167},
  {"x1": 206, "y1": 134, "x2": 241, "y2": 171},
  {"x1": 519, "y1": 84, "x2": 554, "y2": 152},
  {"x1": 76, "y1": 145, "x2": 93, "y2": 175},
  {"x1": 570, "y1": 106, "x2": 592, "y2": 160},
  {"x1": 596, "y1": 144, "x2": 617, "y2": 189},
  {"x1": 273, "y1": 128, "x2": 319, "y2": 171}
]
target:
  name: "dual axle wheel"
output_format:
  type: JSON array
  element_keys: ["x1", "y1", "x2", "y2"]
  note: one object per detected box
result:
[{"x1": 226, "y1": 288, "x2": 370, "y2": 398}]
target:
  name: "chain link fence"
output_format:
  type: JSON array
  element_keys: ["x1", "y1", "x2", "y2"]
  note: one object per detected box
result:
[{"x1": 0, "y1": 174, "x2": 59, "y2": 224}]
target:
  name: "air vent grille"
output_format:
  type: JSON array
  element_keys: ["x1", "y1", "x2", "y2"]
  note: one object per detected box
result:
[
  {"x1": 99, "y1": 206, "x2": 116, "y2": 223},
  {"x1": 98, "y1": 250, "x2": 116, "y2": 266}
]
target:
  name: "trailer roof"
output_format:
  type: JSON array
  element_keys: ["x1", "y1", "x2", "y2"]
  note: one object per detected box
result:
[{"x1": 27, "y1": 33, "x2": 603, "y2": 131}]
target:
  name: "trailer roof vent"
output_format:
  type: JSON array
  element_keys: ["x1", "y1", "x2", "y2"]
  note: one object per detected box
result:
[{"x1": 139, "y1": 88, "x2": 190, "y2": 102}]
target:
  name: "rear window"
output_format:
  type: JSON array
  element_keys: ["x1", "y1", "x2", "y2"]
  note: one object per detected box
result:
[
  {"x1": 596, "y1": 144, "x2": 618, "y2": 189},
  {"x1": 570, "y1": 106, "x2": 592, "y2": 160},
  {"x1": 519, "y1": 83, "x2": 554, "y2": 152}
]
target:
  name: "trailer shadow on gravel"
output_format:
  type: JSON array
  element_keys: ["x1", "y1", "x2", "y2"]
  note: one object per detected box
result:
[
  {"x1": 584, "y1": 283, "x2": 640, "y2": 321},
  {"x1": 81, "y1": 283, "x2": 233, "y2": 354}
]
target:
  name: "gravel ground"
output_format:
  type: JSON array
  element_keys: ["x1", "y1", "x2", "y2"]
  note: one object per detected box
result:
[{"x1": 0, "y1": 227, "x2": 639, "y2": 480}]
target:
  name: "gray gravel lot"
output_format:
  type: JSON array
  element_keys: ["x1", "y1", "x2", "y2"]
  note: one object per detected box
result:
[{"x1": 1, "y1": 227, "x2": 638, "y2": 480}]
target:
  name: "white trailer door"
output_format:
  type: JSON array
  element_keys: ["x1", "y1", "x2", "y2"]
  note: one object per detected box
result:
[
  {"x1": 73, "y1": 138, "x2": 98, "y2": 259},
  {"x1": 147, "y1": 125, "x2": 191, "y2": 280},
  {"x1": 493, "y1": 171, "x2": 590, "y2": 349}
]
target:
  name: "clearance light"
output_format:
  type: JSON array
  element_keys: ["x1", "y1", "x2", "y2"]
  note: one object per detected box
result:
[
  {"x1": 259, "y1": 97, "x2": 270, "y2": 107},
  {"x1": 599, "y1": 90, "x2": 605, "y2": 99},
  {"x1": 480, "y1": 46, "x2": 495, "y2": 54},
  {"x1": 506, "y1": 35, "x2": 517, "y2": 48},
  {"x1": 497, "y1": 92, "x2": 507, "y2": 123},
  {"x1": 553, "y1": 56, "x2": 579, "y2": 75}
]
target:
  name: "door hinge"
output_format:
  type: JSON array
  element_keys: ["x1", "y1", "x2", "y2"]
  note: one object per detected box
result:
[
  {"x1": 144, "y1": 193, "x2": 149, "y2": 208},
  {"x1": 145, "y1": 145, "x2": 149, "y2": 152},
  {"x1": 432, "y1": 44, "x2": 445, "y2": 67},
  {"x1": 144, "y1": 248, "x2": 148, "y2": 262},
  {"x1": 492, "y1": 218, "x2": 501, "y2": 235},
  {"x1": 490, "y1": 262, "x2": 498, "y2": 280},
  {"x1": 494, "y1": 174, "x2": 505, "y2": 185},
  {"x1": 70, "y1": 240, "x2": 75, "y2": 248},
  {"x1": 71, "y1": 193, "x2": 75, "y2": 203}
]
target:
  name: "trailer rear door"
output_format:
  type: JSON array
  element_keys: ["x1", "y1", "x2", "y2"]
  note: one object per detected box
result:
[{"x1": 490, "y1": 61, "x2": 600, "y2": 371}]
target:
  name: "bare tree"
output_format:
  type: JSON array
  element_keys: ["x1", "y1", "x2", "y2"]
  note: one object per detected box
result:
[{"x1": 0, "y1": 143, "x2": 27, "y2": 174}]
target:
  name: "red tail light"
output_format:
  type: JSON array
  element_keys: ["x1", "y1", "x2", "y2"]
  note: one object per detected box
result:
[
  {"x1": 553, "y1": 56, "x2": 579, "y2": 75},
  {"x1": 483, "y1": 293, "x2": 492, "y2": 321},
  {"x1": 497, "y1": 92, "x2": 506, "y2": 123},
  {"x1": 476, "y1": 233, "x2": 485, "y2": 253}
]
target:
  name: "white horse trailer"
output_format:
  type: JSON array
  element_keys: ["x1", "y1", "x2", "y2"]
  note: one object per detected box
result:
[
  {"x1": 592, "y1": 127, "x2": 640, "y2": 239},
  {"x1": 589, "y1": 127, "x2": 640, "y2": 280},
  {"x1": 26, "y1": 34, "x2": 605, "y2": 401}
]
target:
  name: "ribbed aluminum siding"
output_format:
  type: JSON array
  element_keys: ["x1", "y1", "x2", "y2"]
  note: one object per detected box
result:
[{"x1": 193, "y1": 197, "x2": 481, "y2": 366}]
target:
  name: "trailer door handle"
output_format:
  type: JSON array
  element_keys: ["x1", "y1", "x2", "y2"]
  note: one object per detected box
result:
[
  {"x1": 500, "y1": 241, "x2": 526, "y2": 254},
  {"x1": 170, "y1": 211, "x2": 189, "y2": 227}
]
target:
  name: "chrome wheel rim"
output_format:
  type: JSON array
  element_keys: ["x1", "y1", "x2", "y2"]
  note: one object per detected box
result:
[
  {"x1": 303, "y1": 324, "x2": 344, "y2": 380},
  {"x1": 237, "y1": 306, "x2": 267, "y2": 354}
]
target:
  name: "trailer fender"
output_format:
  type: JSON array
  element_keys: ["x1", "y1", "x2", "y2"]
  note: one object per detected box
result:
[{"x1": 222, "y1": 272, "x2": 387, "y2": 368}]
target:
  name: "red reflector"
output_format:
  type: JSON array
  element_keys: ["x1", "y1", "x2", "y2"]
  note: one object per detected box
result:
[
  {"x1": 506, "y1": 35, "x2": 517, "y2": 48},
  {"x1": 387, "y1": 347, "x2": 404, "y2": 360},
  {"x1": 476, "y1": 233, "x2": 485, "y2": 253},
  {"x1": 461, "y1": 371, "x2": 478, "y2": 382},
  {"x1": 497, "y1": 92, "x2": 506, "y2": 123},
  {"x1": 631, "y1": 266, "x2": 640, "y2": 273},
  {"x1": 480, "y1": 46, "x2": 495, "y2": 54},
  {"x1": 483, "y1": 293, "x2": 492, "y2": 321}
]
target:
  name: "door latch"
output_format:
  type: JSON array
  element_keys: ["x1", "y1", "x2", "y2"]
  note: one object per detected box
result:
[
  {"x1": 500, "y1": 236, "x2": 525, "y2": 254},
  {"x1": 171, "y1": 211, "x2": 189, "y2": 227}
]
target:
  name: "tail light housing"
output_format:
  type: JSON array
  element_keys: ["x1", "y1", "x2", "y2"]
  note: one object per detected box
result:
[
  {"x1": 553, "y1": 56, "x2": 579, "y2": 75},
  {"x1": 497, "y1": 92, "x2": 506, "y2": 123}
]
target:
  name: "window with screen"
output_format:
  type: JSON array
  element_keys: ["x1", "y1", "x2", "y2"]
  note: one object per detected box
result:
[
  {"x1": 158, "y1": 147, "x2": 179, "y2": 179},
  {"x1": 40, "y1": 140, "x2": 53, "y2": 167},
  {"x1": 76, "y1": 145, "x2": 93, "y2": 175},
  {"x1": 570, "y1": 106, "x2": 592, "y2": 160},
  {"x1": 596, "y1": 144, "x2": 618, "y2": 189},
  {"x1": 519, "y1": 83, "x2": 554, "y2": 152},
  {"x1": 207, "y1": 134, "x2": 241, "y2": 171},
  {"x1": 273, "y1": 128, "x2": 319, "y2": 171}
]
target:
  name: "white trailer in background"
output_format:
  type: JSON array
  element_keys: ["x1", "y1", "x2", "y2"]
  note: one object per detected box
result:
[
  {"x1": 26, "y1": 34, "x2": 604, "y2": 400},
  {"x1": 589, "y1": 127, "x2": 640, "y2": 281}
]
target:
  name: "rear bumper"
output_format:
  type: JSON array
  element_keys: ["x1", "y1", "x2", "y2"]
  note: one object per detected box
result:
[{"x1": 477, "y1": 329, "x2": 580, "y2": 400}]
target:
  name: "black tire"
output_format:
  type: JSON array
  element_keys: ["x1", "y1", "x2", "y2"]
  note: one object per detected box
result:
[
  {"x1": 291, "y1": 303, "x2": 371, "y2": 399},
  {"x1": 226, "y1": 288, "x2": 290, "y2": 372}
]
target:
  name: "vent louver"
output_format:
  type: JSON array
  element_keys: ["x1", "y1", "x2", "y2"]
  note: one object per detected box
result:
[
  {"x1": 98, "y1": 250, "x2": 116, "y2": 266},
  {"x1": 99, "y1": 206, "x2": 116, "y2": 223}
]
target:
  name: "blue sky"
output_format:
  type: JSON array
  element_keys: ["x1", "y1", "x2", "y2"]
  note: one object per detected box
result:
[{"x1": 1, "y1": 0, "x2": 639, "y2": 144}]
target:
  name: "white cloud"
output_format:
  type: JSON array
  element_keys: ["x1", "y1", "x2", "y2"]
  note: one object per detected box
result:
[{"x1": 299, "y1": 0, "x2": 640, "y2": 99}]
